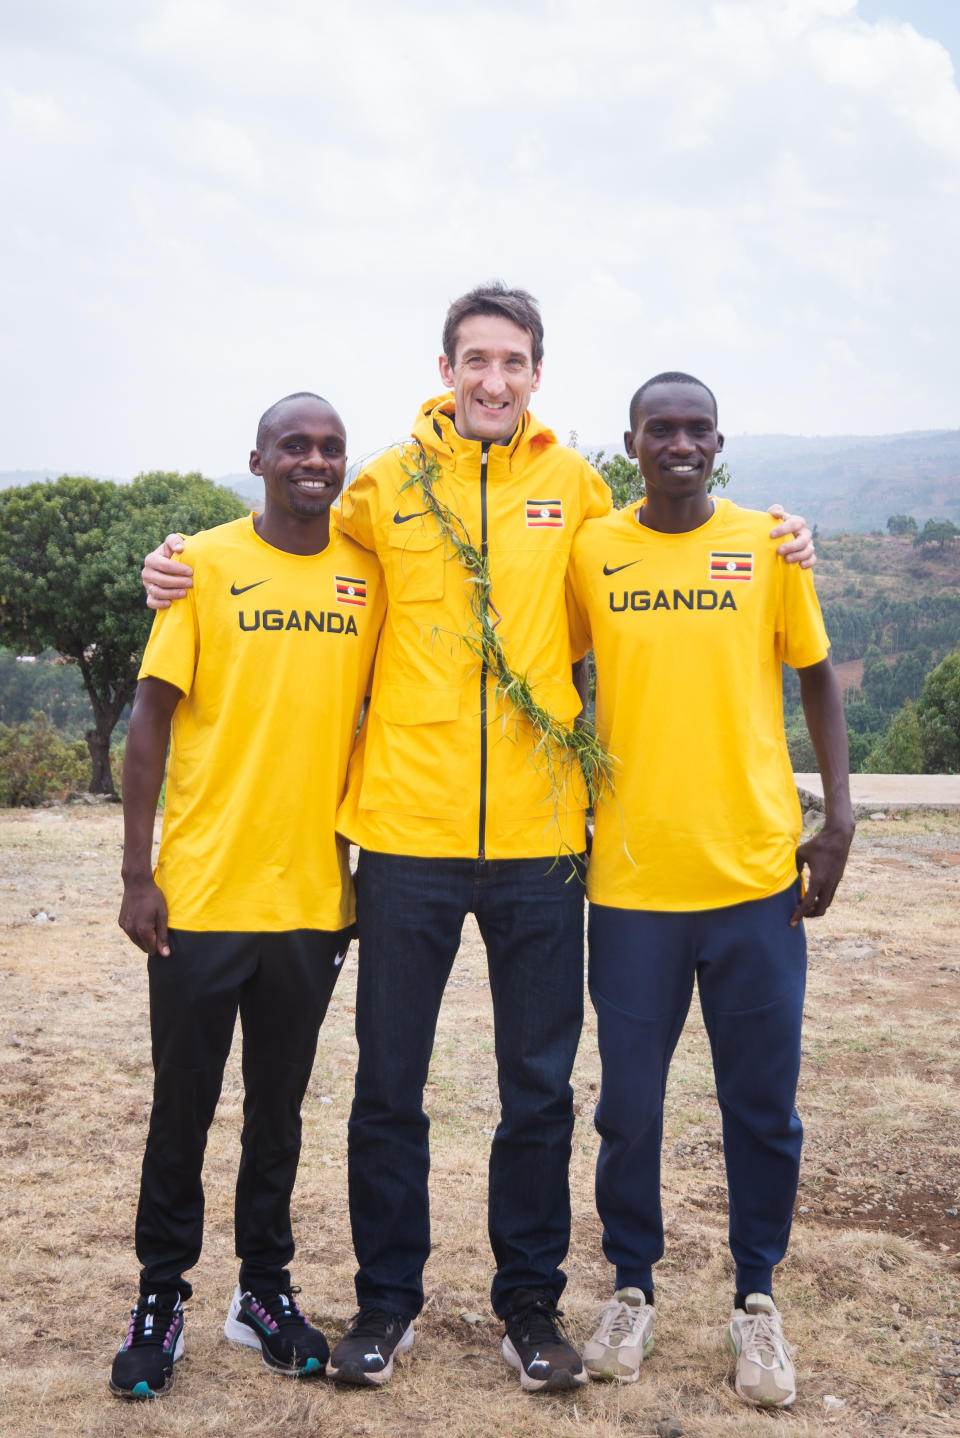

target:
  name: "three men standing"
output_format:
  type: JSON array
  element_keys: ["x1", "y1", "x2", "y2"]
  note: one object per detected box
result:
[{"x1": 130, "y1": 286, "x2": 823, "y2": 1401}]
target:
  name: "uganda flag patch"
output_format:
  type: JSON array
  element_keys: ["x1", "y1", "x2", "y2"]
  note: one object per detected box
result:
[
  {"x1": 526, "y1": 498, "x2": 564, "y2": 528},
  {"x1": 335, "y1": 574, "x2": 367, "y2": 606},
  {"x1": 709, "y1": 551, "x2": 753, "y2": 582}
]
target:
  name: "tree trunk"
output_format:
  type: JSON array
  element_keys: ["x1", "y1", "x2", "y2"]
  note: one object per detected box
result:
[{"x1": 85, "y1": 723, "x2": 116, "y2": 796}]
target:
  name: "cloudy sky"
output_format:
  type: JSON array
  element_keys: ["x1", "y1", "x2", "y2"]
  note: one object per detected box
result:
[{"x1": 3, "y1": 0, "x2": 959, "y2": 479}]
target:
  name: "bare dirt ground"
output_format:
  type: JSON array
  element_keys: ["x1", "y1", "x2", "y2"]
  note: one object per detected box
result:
[{"x1": 0, "y1": 806, "x2": 958, "y2": 1438}]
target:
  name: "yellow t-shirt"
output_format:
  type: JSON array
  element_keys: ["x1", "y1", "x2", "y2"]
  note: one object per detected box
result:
[
  {"x1": 138, "y1": 515, "x2": 385, "y2": 931},
  {"x1": 567, "y1": 498, "x2": 829, "y2": 911}
]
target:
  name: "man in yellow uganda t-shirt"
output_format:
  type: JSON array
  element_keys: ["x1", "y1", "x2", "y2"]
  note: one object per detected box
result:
[
  {"x1": 566, "y1": 373, "x2": 854, "y2": 1409},
  {"x1": 109, "y1": 394, "x2": 384, "y2": 1401}
]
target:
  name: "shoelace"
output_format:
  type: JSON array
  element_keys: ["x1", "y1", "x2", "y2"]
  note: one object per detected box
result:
[
  {"x1": 126, "y1": 1296, "x2": 180, "y2": 1349},
  {"x1": 515, "y1": 1296, "x2": 569, "y2": 1344},
  {"x1": 742, "y1": 1311, "x2": 793, "y2": 1366},
  {"x1": 246, "y1": 1287, "x2": 306, "y2": 1331},
  {"x1": 591, "y1": 1298, "x2": 641, "y2": 1344},
  {"x1": 344, "y1": 1306, "x2": 403, "y2": 1338}
]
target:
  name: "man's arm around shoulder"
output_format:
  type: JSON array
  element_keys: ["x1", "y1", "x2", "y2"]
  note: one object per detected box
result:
[
  {"x1": 118, "y1": 677, "x2": 183, "y2": 956},
  {"x1": 792, "y1": 658, "x2": 855, "y2": 925}
]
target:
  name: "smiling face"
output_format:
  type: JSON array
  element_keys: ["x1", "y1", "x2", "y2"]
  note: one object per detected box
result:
[
  {"x1": 438, "y1": 313, "x2": 542, "y2": 444},
  {"x1": 249, "y1": 396, "x2": 347, "y2": 520},
  {"x1": 625, "y1": 381, "x2": 723, "y2": 507}
]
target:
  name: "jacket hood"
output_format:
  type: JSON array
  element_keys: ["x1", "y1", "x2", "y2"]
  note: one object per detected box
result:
[{"x1": 411, "y1": 393, "x2": 559, "y2": 472}]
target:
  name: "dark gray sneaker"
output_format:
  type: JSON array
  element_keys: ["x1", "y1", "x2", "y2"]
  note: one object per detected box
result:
[
  {"x1": 501, "y1": 1288, "x2": 587, "y2": 1392},
  {"x1": 223, "y1": 1284, "x2": 328, "y2": 1376},
  {"x1": 326, "y1": 1307, "x2": 414, "y2": 1386},
  {"x1": 109, "y1": 1292, "x2": 184, "y2": 1399}
]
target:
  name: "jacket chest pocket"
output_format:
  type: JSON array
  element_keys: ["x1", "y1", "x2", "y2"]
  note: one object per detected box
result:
[{"x1": 386, "y1": 528, "x2": 446, "y2": 603}]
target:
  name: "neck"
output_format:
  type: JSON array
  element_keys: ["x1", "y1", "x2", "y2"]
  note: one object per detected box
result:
[
  {"x1": 637, "y1": 492, "x2": 715, "y2": 535},
  {"x1": 253, "y1": 508, "x2": 331, "y2": 555}
]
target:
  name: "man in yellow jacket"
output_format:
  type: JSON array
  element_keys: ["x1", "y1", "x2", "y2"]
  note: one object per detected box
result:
[{"x1": 140, "y1": 283, "x2": 814, "y2": 1393}]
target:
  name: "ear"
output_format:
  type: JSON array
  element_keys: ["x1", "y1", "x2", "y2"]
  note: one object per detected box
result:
[
  {"x1": 716, "y1": 432, "x2": 725, "y2": 453},
  {"x1": 623, "y1": 430, "x2": 637, "y2": 459},
  {"x1": 249, "y1": 449, "x2": 262, "y2": 476},
  {"x1": 529, "y1": 359, "x2": 543, "y2": 395},
  {"x1": 438, "y1": 352, "x2": 455, "y2": 388}
]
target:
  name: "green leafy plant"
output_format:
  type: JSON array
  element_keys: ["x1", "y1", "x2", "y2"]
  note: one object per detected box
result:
[{"x1": 400, "y1": 442, "x2": 614, "y2": 810}]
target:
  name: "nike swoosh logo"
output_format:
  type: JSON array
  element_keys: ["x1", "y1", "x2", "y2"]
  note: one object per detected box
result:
[
  {"x1": 230, "y1": 579, "x2": 269, "y2": 595},
  {"x1": 393, "y1": 509, "x2": 430, "y2": 524},
  {"x1": 603, "y1": 560, "x2": 642, "y2": 576}
]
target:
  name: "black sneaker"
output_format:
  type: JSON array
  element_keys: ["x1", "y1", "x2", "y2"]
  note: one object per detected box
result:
[
  {"x1": 223, "y1": 1284, "x2": 328, "y2": 1376},
  {"x1": 502, "y1": 1288, "x2": 587, "y2": 1392},
  {"x1": 109, "y1": 1292, "x2": 185, "y2": 1399},
  {"x1": 326, "y1": 1307, "x2": 414, "y2": 1386}
]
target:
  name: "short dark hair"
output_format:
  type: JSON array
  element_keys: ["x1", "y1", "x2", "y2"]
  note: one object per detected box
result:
[
  {"x1": 255, "y1": 392, "x2": 334, "y2": 449},
  {"x1": 442, "y1": 281, "x2": 544, "y2": 368},
  {"x1": 628, "y1": 372, "x2": 718, "y2": 430}
]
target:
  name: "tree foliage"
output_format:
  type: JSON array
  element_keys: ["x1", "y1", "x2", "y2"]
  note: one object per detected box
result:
[
  {"x1": 866, "y1": 701, "x2": 923, "y2": 774},
  {"x1": 887, "y1": 513, "x2": 917, "y2": 536},
  {"x1": 0, "y1": 473, "x2": 246, "y2": 794},
  {"x1": 584, "y1": 450, "x2": 732, "y2": 508},
  {"x1": 0, "y1": 649, "x2": 91, "y2": 734},
  {"x1": 915, "y1": 650, "x2": 960, "y2": 772},
  {"x1": 912, "y1": 518, "x2": 959, "y2": 550}
]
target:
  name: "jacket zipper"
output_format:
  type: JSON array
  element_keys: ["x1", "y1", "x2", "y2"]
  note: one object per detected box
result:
[{"x1": 478, "y1": 442, "x2": 490, "y2": 860}]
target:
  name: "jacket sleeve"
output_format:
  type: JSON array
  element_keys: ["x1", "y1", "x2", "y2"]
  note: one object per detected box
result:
[
  {"x1": 565, "y1": 530, "x2": 594, "y2": 663},
  {"x1": 581, "y1": 460, "x2": 614, "y2": 522},
  {"x1": 339, "y1": 467, "x2": 379, "y2": 553}
]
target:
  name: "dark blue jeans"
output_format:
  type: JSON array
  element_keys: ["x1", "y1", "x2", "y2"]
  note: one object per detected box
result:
[{"x1": 348, "y1": 849, "x2": 586, "y2": 1320}]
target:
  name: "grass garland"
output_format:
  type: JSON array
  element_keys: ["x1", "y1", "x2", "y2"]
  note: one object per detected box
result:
[{"x1": 399, "y1": 441, "x2": 614, "y2": 809}]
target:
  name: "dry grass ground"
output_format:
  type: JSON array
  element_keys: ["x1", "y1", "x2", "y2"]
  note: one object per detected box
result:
[{"x1": 0, "y1": 806, "x2": 958, "y2": 1438}]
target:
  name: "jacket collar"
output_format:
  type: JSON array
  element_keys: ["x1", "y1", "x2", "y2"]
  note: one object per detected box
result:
[{"x1": 411, "y1": 393, "x2": 558, "y2": 476}]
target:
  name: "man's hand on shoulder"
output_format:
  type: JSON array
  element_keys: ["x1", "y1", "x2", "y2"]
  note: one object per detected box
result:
[
  {"x1": 143, "y1": 534, "x2": 193, "y2": 610},
  {"x1": 767, "y1": 505, "x2": 816, "y2": 568},
  {"x1": 791, "y1": 818, "x2": 855, "y2": 925},
  {"x1": 119, "y1": 874, "x2": 171, "y2": 956}
]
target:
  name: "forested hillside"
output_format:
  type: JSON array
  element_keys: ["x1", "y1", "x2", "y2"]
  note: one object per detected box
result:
[{"x1": 783, "y1": 527, "x2": 960, "y2": 771}]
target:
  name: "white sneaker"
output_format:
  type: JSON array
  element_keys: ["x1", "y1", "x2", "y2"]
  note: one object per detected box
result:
[
  {"x1": 582, "y1": 1287, "x2": 654, "y2": 1383},
  {"x1": 726, "y1": 1293, "x2": 796, "y2": 1407}
]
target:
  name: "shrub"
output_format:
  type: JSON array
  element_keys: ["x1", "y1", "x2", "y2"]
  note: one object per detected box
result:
[{"x1": 0, "y1": 715, "x2": 91, "y2": 807}]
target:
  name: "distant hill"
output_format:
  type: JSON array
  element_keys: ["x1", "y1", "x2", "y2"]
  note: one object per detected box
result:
[
  {"x1": 0, "y1": 469, "x2": 257, "y2": 509},
  {"x1": 585, "y1": 428, "x2": 960, "y2": 533},
  {"x1": 6, "y1": 427, "x2": 960, "y2": 532}
]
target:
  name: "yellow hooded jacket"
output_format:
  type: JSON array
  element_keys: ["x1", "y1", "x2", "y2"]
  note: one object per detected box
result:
[{"x1": 336, "y1": 395, "x2": 612, "y2": 859}]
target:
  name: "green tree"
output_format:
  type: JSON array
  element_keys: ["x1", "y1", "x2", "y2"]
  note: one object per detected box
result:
[
  {"x1": 866, "y1": 702, "x2": 923, "y2": 774},
  {"x1": 0, "y1": 648, "x2": 91, "y2": 733},
  {"x1": 886, "y1": 514, "x2": 917, "y2": 536},
  {"x1": 916, "y1": 649, "x2": 960, "y2": 772},
  {"x1": 585, "y1": 450, "x2": 731, "y2": 507},
  {"x1": 0, "y1": 473, "x2": 246, "y2": 794},
  {"x1": 912, "y1": 518, "x2": 959, "y2": 551}
]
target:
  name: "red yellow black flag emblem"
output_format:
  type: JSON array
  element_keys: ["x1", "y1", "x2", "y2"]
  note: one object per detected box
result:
[
  {"x1": 526, "y1": 498, "x2": 564, "y2": 528},
  {"x1": 335, "y1": 575, "x2": 367, "y2": 606},
  {"x1": 709, "y1": 551, "x2": 753, "y2": 582}
]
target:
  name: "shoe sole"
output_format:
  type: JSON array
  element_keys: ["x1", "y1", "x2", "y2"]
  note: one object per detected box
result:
[
  {"x1": 584, "y1": 1334, "x2": 655, "y2": 1383},
  {"x1": 501, "y1": 1335, "x2": 588, "y2": 1393},
  {"x1": 327, "y1": 1322, "x2": 414, "y2": 1386},
  {"x1": 108, "y1": 1333, "x2": 183, "y2": 1400},
  {"x1": 725, "y1": 1329, "x2": 795, "y2": 1407},
  {"x1": 223, "y1": 1307, "x2": 325, "y2": 1377}
]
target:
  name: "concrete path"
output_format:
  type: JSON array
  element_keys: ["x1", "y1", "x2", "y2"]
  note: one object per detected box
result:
[{"x1": 795, "y1": 773, "x2": 960, "y2": 817}]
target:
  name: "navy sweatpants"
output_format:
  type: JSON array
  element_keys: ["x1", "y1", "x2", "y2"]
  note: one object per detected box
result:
[{"x1": 588, "y1": 883, "x2": 806, "y2": 1297}]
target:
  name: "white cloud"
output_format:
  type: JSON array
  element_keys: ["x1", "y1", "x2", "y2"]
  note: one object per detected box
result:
[{"x1": 0, "y1": 0, "x2": 958, "y2": 474}]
